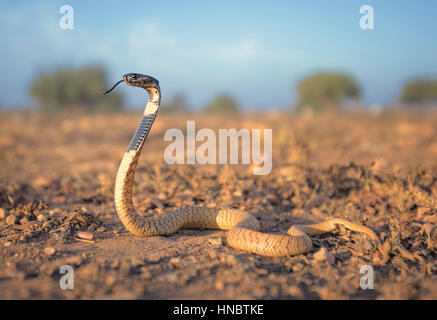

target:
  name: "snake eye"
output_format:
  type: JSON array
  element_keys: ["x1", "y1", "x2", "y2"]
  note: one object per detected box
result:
[{"x1": 131, "y1": 74, "x2": 138, "y2": 80}]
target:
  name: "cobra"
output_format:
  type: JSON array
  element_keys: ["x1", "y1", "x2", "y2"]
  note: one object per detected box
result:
[{"x1": 106, "y1": 73, "x2": 386, "y2": 259}]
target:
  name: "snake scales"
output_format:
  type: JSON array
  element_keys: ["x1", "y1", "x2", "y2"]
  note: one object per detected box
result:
[{"x1": 107, "y1": 73, "x2": 386, "y2": 259}]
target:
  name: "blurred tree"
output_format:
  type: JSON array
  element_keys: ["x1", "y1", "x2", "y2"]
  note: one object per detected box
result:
[
  {"x1": 30, "y1": 65, "x2": 123, "y2": 112},
  {"x1": 400, "y1": 79, "x2": 437, "y2": 103},
  {"x1": 296, "y1": 72, "x2": 360, "y2": 112},
  {"x1": 160, "y1": 93, "x2": 190, "y2": 113},
  {"x1": 204, "y1": 94, "x2": 239, "y2": 113}
]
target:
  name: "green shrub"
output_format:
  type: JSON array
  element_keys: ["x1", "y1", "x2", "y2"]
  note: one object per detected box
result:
[
  {"x1": 30, "y1": 65, "x2": 123, "y2": 112},
  {"x1": 400, "y1": 79, "x2": 437, "y2": 103},
  {"x1": 296, "y1": 72, "x2": 360, "y2": 112},
  {"x1": 204, "y1": 94, "x2": 239, "y2": 113}
]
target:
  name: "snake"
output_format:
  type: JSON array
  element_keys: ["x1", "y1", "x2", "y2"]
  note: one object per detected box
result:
[{"x1": 106, "y1": 73, "x2": 387, "y2": 259}]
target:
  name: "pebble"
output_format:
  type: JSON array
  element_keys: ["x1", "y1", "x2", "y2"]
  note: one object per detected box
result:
[
  {"x1": 21, "y1": 221, "x2": 39, "y2": 230},
  {"x1": 147, "y1": 253, "x2": 161, "y2": 263},
  {"x1": 215, "y1": 280, "x2": 224, "y2": 290},
  {"x1": 287, "y1": 285, "x2": 304, "y2": 298},
  {"x1": 416, "y1": 207, "x2": 430, "y2": 216},
  {"x1": 6, "y1": 215, "x2": 17, "y2": 225},
  {"x1": 383, "y1": 240, "x2": 391, "y2": 253},
  {"x1": 32, "y1": 176, "x2": 52, "y2": 188},
  {"x1": 208, "y1": 237, "x2": 223, "y2": 247},
  {"x1": 37, "y1": 214, "x2": 46, "y2": 222},
  {"x1": 76, "y1": 231, "x2": 93, "y2": 240},
  {"x1": 208, "y1": 249, "x2": 218, "y2": 260},
  {"x1": 313, "y1": 247, "x2": 335, "y2": 265},
  {"x1": 105, "y1": 275, "x2": 117, "y2": 286},
  {"x1": 19, "y1": 217, "x2": 29, "y2": 225},
  {"x1": 0, "y1": 208, "x2": 7, "y2": 219},
  {"x1": 65, "y1": 255, "x2": 83, "y2": 266},
  {"x1": 43, "y1": 247, "x2": 56, "y2": 256},
  {"x1": 291, "y1": 262, "x2": 305, "y2": 273},
  {"x1": 256, "y1": 268, "x2": 269, "y2": 275}
]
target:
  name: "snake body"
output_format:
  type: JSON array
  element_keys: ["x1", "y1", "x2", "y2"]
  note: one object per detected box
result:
[{"x1": 110, "y1": 73, "x2": 384, "y2": 258}]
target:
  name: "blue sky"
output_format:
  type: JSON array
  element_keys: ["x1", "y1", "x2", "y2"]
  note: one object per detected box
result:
[{"x1": 0, "y1": 0, "x2": 436, "y2": 109}]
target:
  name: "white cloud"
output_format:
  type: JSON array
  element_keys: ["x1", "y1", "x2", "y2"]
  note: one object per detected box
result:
[
  {"x1": 214, "y1": 39, "x2": 268, "y2": 62},
  {"x1": 127, "y1": 21, "x2": 178, "y2": 51}
]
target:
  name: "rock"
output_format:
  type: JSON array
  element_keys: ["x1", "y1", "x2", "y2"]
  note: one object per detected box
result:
[
  {"x1": 313, "y1": 247, "x2": 335, "y2": 265},
  {"x1": 105, "y1": 275, "x2": 117, "y2": 286},
  {"x1": 416, "y1": 207, "x2": 430, "y2": 216},
  {"x1": 208, "y1": 237, "x2": 223, "y2": 247},
  {"x1": 65, "y1": 255, "x2": 83, "y2": 266},
  {"x1": 291, "y1": 262, "x2": 305, "y2": 272},
  {"x1": 37, "y1": 214, "x2": 46, "y2": 222},
  {"x1": 43, "y1": 247, "x2": 56, "y2": 256},
  {"x1": 0, "y1": 208, "x2": 7, "y2": 219},
  {"x1": 21, "y1": 221, "x2": 39, "y2": 230},
  {"x1": 147, "y1": 253, "x2": 161, "y2": 264},
  {"x1": 19, "y1": 217, "x2": 29, "y2": 225},
  {"x1": 6, "y1": 215, "x2": 17, "y2": 225},
  {"x1": 287, "y1": 285, "x2": 304, "y2": 298},
  {"x1": 208, "y1": 249, "x2": 218, "y2": 260},
  {"x1": 215, "y1": 280, "x2": 224, "y2": 290},
  {"x1": 256, "y1": 268, "x2": 269, "y2": 275},
  {"x1": 32, "y1": 176, "x2": 52, "y2": 188},
  {"x1": 383, "y1": 240, "x2": 391, "y2": 253},
  {"x1": 76, "y1": 231, "x2": 93, "y2": 240}
]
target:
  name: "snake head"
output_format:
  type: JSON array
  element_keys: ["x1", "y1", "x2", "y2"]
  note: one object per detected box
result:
[
  {"x1": 105, "y1": 73, "x2": 159, "y2": 94},
  {"x1": 123, "y1": 73, "x2": 159, "y2": 90}
]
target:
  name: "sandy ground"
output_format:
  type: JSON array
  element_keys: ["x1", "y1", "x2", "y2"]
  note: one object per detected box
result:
[{"x1": 0, "y1": 110, "x2": 436, "y2": 299}]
